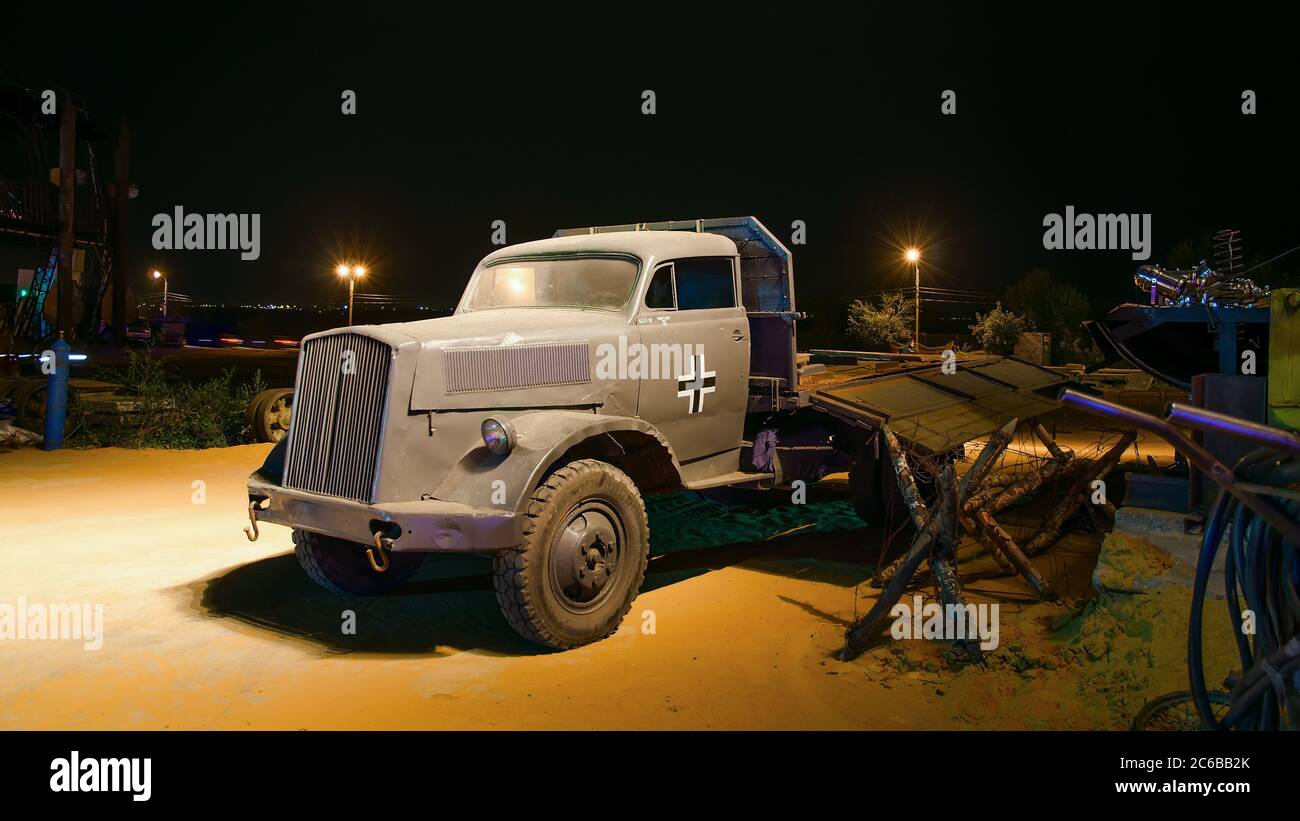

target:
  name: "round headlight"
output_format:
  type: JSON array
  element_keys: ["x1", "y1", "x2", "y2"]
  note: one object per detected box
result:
[{"x1": 481, "y1": 417, "x2": 515, "y2": 456}]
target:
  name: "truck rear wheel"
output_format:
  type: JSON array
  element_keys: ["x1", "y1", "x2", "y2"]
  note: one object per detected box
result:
[
  {"x1": 850, "y1": 445, "x2": 920, "y2": 543},
  {"x1": 849, "y1": 449, "x2": 891, "y2": 526},
  {"x1": 293, "y1": 529, "x2": 423, "y2": 595},
  {"x1": 492, "y1": 459, "x2": 648, "y2": 649}
]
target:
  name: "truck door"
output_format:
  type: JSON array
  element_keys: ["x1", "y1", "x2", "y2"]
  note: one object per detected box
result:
[{"x1": 634, "y1": 256, "x2": 749, "y2": 466}]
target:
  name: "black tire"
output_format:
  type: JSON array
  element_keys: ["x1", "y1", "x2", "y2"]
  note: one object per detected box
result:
[
  {"x1": 849, "y1": 450, "x2": 887, "y2": 526},
  {"x1": 245, "y1": 389, "x2": 274, "y2": 429},
  {"x1": 1132, "y1": 690, "x2": 1231, "y2": 731},
  {"x1": 293, "y1": 529, "x2": 423, "y2": 595},
  {"x1": 12, "y1": 382, "x2": 82, "y2": 439},
  {"x1": 850, "y1": 442, "x2": 922, "y2": 546},
  {"x1": 493, "y1": 459, "x2": 649, "y2": 649}
]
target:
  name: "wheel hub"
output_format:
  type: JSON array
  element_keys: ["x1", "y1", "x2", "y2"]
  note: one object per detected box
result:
[{"x1": 551, "y1": 501, "x2": 623, "y2": 611}]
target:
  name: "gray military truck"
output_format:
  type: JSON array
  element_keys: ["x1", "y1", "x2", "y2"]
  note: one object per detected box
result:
[{"x1": 246, "y1": 216, "x2": 1067, "y2": 648}]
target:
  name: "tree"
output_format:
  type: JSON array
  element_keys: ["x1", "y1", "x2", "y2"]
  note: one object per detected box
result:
[
  {"x1": 846, "y1": 292, "x2": 914, "y2": 351},
  {"x1": 969, "y1": 302, "x2": 1029, "y2": 355},
  {"x1": 1003, "y1": 269, "x2": 1091, "y2": 363}
]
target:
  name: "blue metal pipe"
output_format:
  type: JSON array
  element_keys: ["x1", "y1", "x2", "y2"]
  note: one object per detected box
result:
[{"x1": 42, "y1": 336, "x2": 70, "y2": 450}]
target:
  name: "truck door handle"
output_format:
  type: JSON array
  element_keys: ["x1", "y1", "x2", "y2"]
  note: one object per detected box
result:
[{"x1": 731, "y1": 330, "x2": 745, "y2": 341}]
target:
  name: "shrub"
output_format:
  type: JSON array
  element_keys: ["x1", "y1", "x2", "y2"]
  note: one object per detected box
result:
[
  {"x1": 81, "y1": 350, "x2": 267, "y2": 449},
  {"x1": 847, "y1": 292, "x2": 914, "y2": 351},
  {"x1": 969, "y1": 302, "x2": 1029, "y2": 355}
]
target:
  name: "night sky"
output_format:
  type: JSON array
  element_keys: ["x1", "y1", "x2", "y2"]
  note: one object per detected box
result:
[{"x1": 3, "y1": 2, "x2": 1298, "y2": 321}]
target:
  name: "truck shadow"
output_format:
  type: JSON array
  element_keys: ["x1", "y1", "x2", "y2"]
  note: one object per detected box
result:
[
  {"x1": 197, "y1": 552, "x2": 544, "y2": 656},
  {"x1": 195, "y1": 490, "x2": 880, "y2": 656}
]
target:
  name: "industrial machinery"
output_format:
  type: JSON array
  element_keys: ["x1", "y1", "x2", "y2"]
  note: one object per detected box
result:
[
  {"x1": 1133, "y1": 230, "x2": 1269, "y2": 309},
  {"x1": 1086, "y1": 230, "x2": 1276, "y2": 389}
]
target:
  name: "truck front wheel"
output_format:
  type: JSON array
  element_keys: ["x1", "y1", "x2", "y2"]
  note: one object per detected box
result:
[
  {"x1": 493, "y1": 459, "x2": 649, "y2": 649},
  {"x1": 294, "y1": 529, "x2": 423, "y2": 595}
]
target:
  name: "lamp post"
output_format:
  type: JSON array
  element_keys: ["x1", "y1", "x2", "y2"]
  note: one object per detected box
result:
[
  {"x1": 150, "y1": 269, "x2": 168, "y2": 317},
  {"x1": 336, "y1": 264, "x2": 366, "y2": 326},
  {"x1": 904, "y1": 248, "x2": 922, "y2": 347}
]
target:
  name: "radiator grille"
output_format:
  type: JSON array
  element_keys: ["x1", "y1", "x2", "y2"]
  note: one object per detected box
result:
[
  {"x1": 444, "y1": 341, "x2": 590, "y2": 393},
  {"x1": 283, "y1": 333, "x2": 392, "y2": 502}
]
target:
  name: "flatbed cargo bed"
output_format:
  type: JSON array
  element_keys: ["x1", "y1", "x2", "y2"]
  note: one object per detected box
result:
[{"x1": 801, "y1": 354, "x2": 1072, "y2": 455}]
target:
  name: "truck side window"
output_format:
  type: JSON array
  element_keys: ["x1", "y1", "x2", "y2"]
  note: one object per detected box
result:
[
  {"x1": 645, "y1": 264, "x2": 675, "y2": 309},
  {"x1": 674, "y1": 258, "x2": 736, "y2": 310}
]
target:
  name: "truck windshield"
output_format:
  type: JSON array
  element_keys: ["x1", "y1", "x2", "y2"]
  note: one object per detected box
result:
[{"x1": 463, "y1": 257, "x2": 638, "y2": 311}]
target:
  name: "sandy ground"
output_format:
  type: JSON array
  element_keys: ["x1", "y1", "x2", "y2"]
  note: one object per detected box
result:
[{"x1": 0, "y1": 435, "x2": 1234, "y2": 730}]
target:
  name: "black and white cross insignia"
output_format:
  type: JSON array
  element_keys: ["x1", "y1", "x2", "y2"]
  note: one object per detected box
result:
[{"x1": 676, "y1": 353, "x2": 716, "y2": 414}]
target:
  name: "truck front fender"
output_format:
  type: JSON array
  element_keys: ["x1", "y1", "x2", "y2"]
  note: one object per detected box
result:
[{"x1": 429, "y1": 410, "x2": 682, "y2": 514}]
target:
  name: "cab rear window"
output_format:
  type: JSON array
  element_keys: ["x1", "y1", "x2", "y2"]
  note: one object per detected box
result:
[{"x1": 673, "y1": 258, "x2": 736, "y2": 310}]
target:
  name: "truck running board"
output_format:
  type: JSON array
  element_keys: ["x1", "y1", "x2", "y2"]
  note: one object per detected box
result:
[{"x1": 683, "y1": 471, "x2": 774, "y2": 491}]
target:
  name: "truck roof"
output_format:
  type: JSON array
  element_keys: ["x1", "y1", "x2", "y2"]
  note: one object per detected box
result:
[{"x1": 481, "y1": 230, "x2": 737, "y2": 265}]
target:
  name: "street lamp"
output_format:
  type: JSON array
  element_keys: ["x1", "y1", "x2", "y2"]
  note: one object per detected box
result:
[
  {"x1": 904, "y1": 248, "x2": 922, "y2": 347},
  {"x1": 151, "y1": 269, "x2": 168, "y2": 317},
  {"x1": 336, "y1": 264, "x2": 366, "y2": 326}
]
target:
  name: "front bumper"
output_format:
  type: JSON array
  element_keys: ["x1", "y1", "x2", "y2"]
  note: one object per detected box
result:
[{"x1": 247, "y1": 472, "x2": 523, "y2": 553}]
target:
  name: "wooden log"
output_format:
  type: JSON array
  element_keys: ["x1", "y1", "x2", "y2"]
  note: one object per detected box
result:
[
  {"x1": 883, "y1": 427, "x2": 928, "y2": 529},
  {"x1": 959, "y1": 512, "x2": 1016, "y2": 573},
  {"x1": 977, "y1": 473, "x2": 1017, "y2": 489},
  {"x1": 931, "y1": 553, "x2": 963, "y2": 607},
  {"x1": 965, "y1": 455, "x2": 1074, "y2": 517},
  {"x1": 974, "y1": 510, "x2": 1055, "y2": 599},
  {"x1": 846, "y1": 423, "x2": 1018, "y2": 658},
  {"x1": 931, "y1": 466, "x2": 983, "y2": 660},
  {"x1": 1032, "y1": 420, "x2": 1071, "y2": 462},
  {"x1": 870, "y1": 426, "x2": 935, "y2": 587},
  {"x1": 1023, "y1": 431, "x2": 1135, "y2": 556},
  {"x1": 843, "y1": 527, "x2": 940, "y2": 659},
  {"x1": 872, "y1": 549, "x2": 908, "y2": 589},
  {"x1": 872, "y1": 419, "x2": 1019, "y2": 588},
  {"x1": 930, "y1": 465, "x2": 960, "y2": 601},
  {"x1": 961, "y1": 455, "x2": 1074, "y2": 568},
  {"x1": 957, "y1": 419, "x2": 1019, "y2": 501}
]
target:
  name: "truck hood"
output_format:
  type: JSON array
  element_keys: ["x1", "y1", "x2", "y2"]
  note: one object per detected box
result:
[{"x1": 386, "y1": 308, "x2": 635, "y2": 413}]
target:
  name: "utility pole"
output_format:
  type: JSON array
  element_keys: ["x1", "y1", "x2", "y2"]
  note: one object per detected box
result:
[
  {"x1": 56, "y1": 95, "x2": 76, "y2": 336},
  {"x1": 914, "y1": 261, "x2": 920, "y2": 345},
  {"x1": 347, "y1": 275, "x2": 356, "y2": 326},
  {"x1": 151, "y1": 270, "x2": 168, "y2": 316},
  {"x1": 905, "y1": 247, "x2": 922, "y2": 347},
  {"x1": 111, "y1": 124, "x2": 130, "y2": 344},
  {"x1": 336, "y1": 264, "x2": 366, "y2": 325}
]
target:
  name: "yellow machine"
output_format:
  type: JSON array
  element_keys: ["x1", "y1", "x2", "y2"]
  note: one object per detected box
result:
[{"x1": 1269, "y1": 289, "x2": 1300, "y2": 432}]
